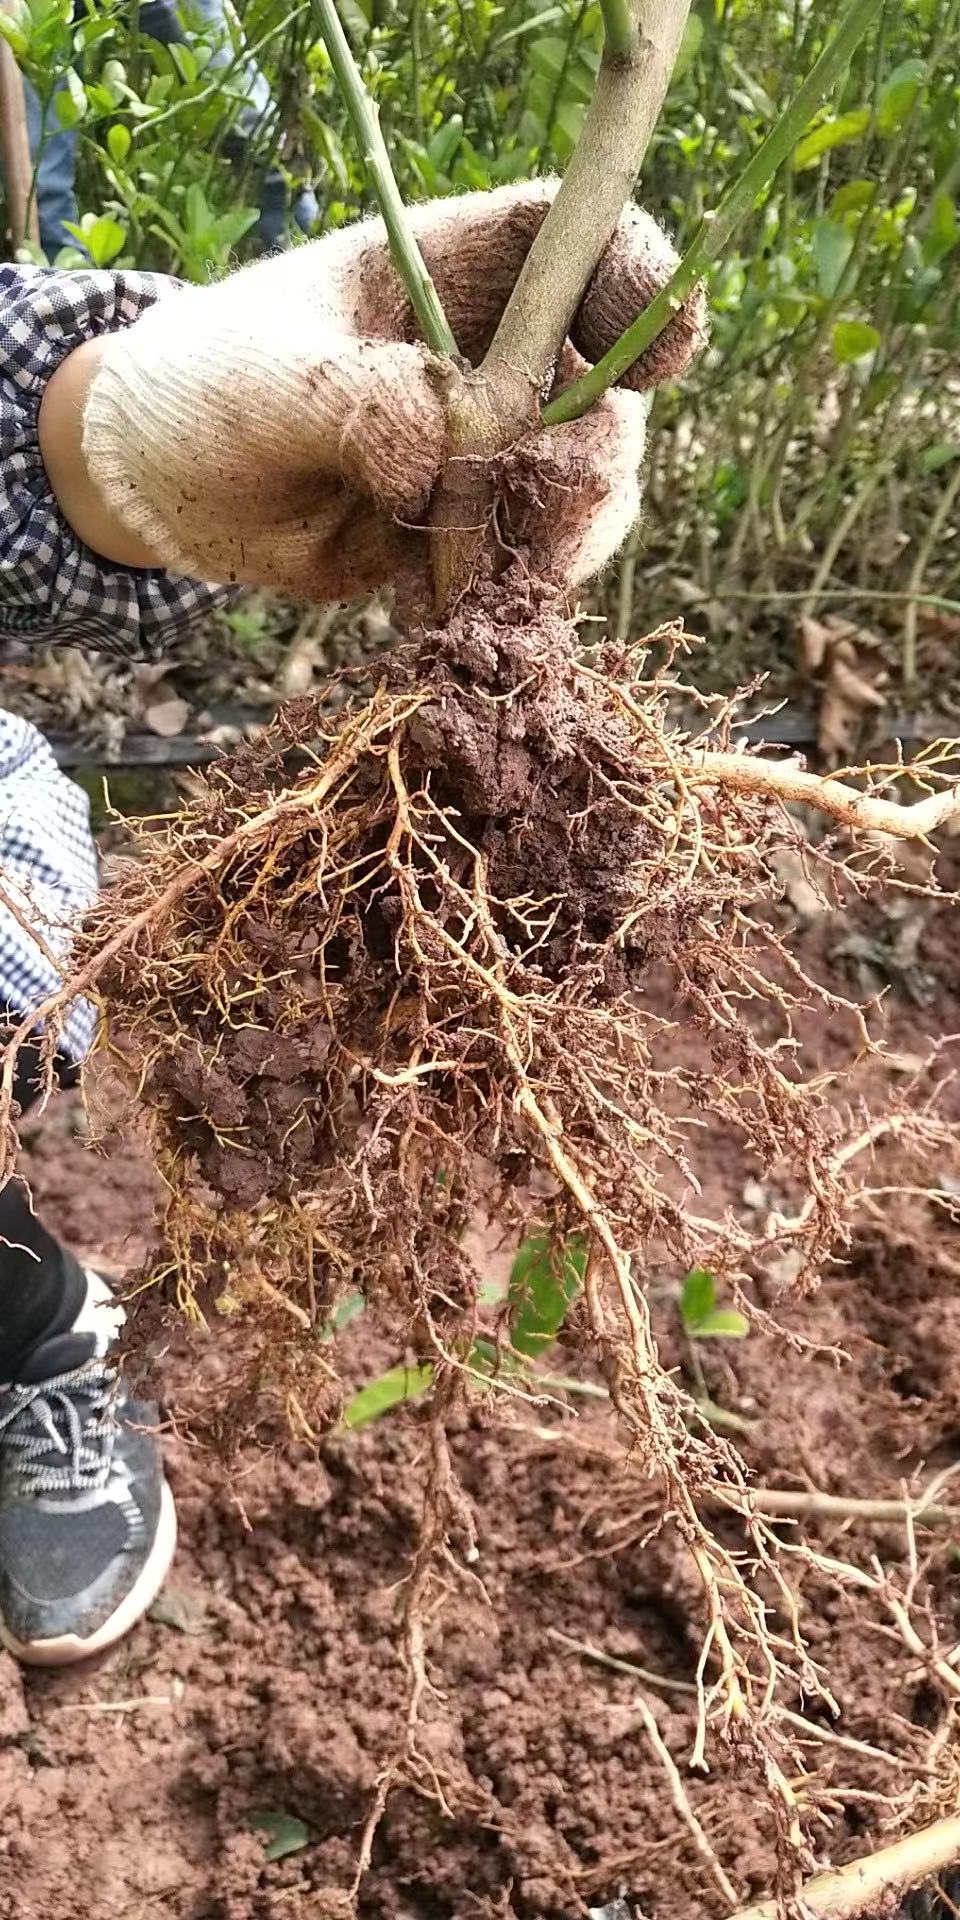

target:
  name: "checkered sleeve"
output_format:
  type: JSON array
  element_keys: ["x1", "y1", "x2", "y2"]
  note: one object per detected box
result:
[
  {"x1": 0, "y1": 262, "x2": 232, "y2": 661},
  {"x1": 0, "y1": 711, "x2": 98, "y2": 1062}
]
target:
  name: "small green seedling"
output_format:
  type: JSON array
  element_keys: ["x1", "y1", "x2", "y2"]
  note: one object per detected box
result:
[
  {"x1": 342, "y1": 1362, "x2": 435, "y2": 1428},
  {"x1": 341, "y1": 1229, "x2": 588, "y2": 1428},
  {"x1": 319, "y1": 1291, "x2": 366, "y2": 1342},
  {"x1": 506, "y1": 1231, "x2": 588, "y2": 1358},
  {"x1": 679, "y1": 1267, "x2": 749, "y2": 1341},
  {"x1": 249, "y1": 1809, "x2": 311, "y2": 1862}
]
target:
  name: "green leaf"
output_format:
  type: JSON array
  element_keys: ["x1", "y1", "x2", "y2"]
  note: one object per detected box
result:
[
  {"x1": 53, "y1": 88, "x2": 81, "y2": 129},
  {"x1": 862, "y1": 368, "x2": 900, "y2": 415},
  {"x1": 925, "y1": 190, "x2": 958, "y2": 262},
  {"x1": 107, "y1": 121, "x2": 131, "y2": 165},
  {"x1": 305, "y1": 112, "x2": 350, "y2": 190},
  {"x1": 210, "y1": 206, "x2": 260, "y2": 252},
  {"x1": 250, "y1": 1810, "x2": 311, "y2": 1863},
  {"x1": 709, "y1": 458, "x2": 748, "y2": 525},
  {"x1": 877, "y1": 58, "x2": 927, "y2": 136},
  {"x1": 671, "y1": 11, "x2": 703, "y2": 84},
  {"x1": 528, "y1": 33, "x2": 571, "y2": 81},
  {"x1": 144, "y1": 71, "x2": 174, "y2": 105},
  {"x1": 72, "y1": 13, "x2": 116, "y2": 52},
  {"x1": 53, "y1": 67, "x2": 87, "y2": 129},
  {"x1": 813, "y1": 218, "x2": 854, "y2": 297},
  {"x1": 694, "y1": 1307, "x2": 750, "y2": 1340},
  {"x1": 896, "y1": 260, "x2": 941, "y2": 322},
  {"x1": 85, "y1": 216, "x2": 127, "y2": 266},
  {"x1": 498, "y1": 6, "x2": 565, "y2": 44},
  {"x1": 680, "y1": 1265, "x2": 715, "y2": 1330},
  {"x1": 830, "y1": 179, "x2": 874, "y2": 217},
  {"x1": 101, "y1": 56, "x2": 127, "y2": 95},
  {"x1": 726, "y1": 54, "x2": 774, "y2": 118},
  {"x1": 488, "y1": 148, "x2": 532, "y2": 186},
  {"x1": 0, "y1": 14, "x2": 30, "y2": 58},
  {"x1": 831, "y1": 319, "x2": 880, "y2": 362},
  {"x1": 401, "y1": 143, "x2": 438, "y2": 197},
  {"x1": 453, "y1": 135, "x2": 492, "y2": 191},
  {"x1": 552, "y1": 97, "x2": 587, "y2": 159},
  {"x1": 339, "y1": 0, "x2": 371, "y2": 33},
  {"x1": 696, "y1": 1396, "x2": 756, "y2": 1433},
  {"x1": 342, "y1": 1363, "x2": 434, "y2": 1429},
  {"x1": 184, "y1": 184, "x2": 211, "y2": 237},
  {"x1": 918, "y1": 442, "x2": 959, "y2": 474},
  {"x1": 518, "y1": 107, "x2": 546, "y2": 147},
  {"x1": 469, "y1": 1336, "x2": 500, "y2": 1374},
  {"x1": 169, "y1": 39, "x2": 198, "y2": 85},
  {"x1": 508, "y1": 1232, "x2": 587, "y2": 1359},
  {"x1": 320, "y1": 1292, "x2": 366, "y2": 1340},
  {"x1": 793, "y1": 109, "x2": 870, "y2": 171},
  {"x1": 427, "y1": 113, "x2": 464, "y2": 173},
  {"x1": 529, "y1": 36, "x2": 595, "y2": 103}
]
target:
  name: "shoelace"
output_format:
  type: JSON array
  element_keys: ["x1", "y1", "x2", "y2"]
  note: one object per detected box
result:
[{"x1": 0, "y1": 1364, "x2": 120, "y2": 1496}]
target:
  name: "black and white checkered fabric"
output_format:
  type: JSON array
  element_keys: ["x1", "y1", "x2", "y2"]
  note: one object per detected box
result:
[
  {"x1": 0, "y1": 712, "x2": 97, "y2": 1061},
  {"x1": 0, "y1": 264, "x2": 230, "y2": 1058},
  {"x1": 0, "y1": 263, "x2": 230, "y2": 658}
]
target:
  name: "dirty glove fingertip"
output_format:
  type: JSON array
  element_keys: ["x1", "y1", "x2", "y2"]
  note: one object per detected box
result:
[{"x1": 574, "y1": 203, "x2": 708, "y2": 391}]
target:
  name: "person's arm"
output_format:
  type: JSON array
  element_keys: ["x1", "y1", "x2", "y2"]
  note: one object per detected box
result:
[
  {"x1": 37, "y1": 337, "x2": 163, "y2": 569},
  {"x1": 0, "y1": 260, "x2": 233, "y2": 660}
]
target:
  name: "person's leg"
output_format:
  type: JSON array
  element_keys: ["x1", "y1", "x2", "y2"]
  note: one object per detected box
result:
[
  {"x1": 186, "y1": 0, "x2": 273, "y2": 127},
  {"x1": 0, "y1": 1036, "x2": 177, "y2": 1665},
  {"x1": 0, "y1": 713, "x2": 176, "y2": 1666},
  {"x1": 176, "y1": 0, "x2": 317, "y2": 247},
  {"x1": 138, "y1": 0, "x2": 187, "y2": 46},
  {"x1": 22, "y1": 76, "x2": 80, "y2": 260},
  {"x1": 0, "y1": 1040, "x2": 85, "y2": 1378},
  {"x1": 291, "y1": 181, "x2": 319, "y2": 238}
]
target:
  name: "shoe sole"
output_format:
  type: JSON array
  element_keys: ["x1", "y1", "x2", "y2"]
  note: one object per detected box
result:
[{"x1": 0, "y1": 1479, "x2": 178, "y2": 1669}]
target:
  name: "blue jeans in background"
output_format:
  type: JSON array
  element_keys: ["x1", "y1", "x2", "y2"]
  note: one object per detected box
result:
[
  {"x1": 24, "y1": 84, "x2": 79, "y2": 259},
  {"x1": 25, "y1": 0, "x2": 317, "y2": 260}
]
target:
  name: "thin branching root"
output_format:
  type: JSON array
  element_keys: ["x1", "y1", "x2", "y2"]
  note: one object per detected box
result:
[{"x1": 4, "y1": 595, "x2": 960, "y2": 1898}]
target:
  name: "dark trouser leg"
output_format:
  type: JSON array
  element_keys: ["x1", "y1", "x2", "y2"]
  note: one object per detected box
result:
[
  {"x1": 23, "y1": 77, "x2": 81, "y2": 260},
  {"x1": 0, "y1": 1041, "x2": 86, "y2": 1378}
]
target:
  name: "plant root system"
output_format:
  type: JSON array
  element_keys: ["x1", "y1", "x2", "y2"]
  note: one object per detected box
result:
[{"x1": 5, "y1": 590, "x2": 959, "y2": 1896}]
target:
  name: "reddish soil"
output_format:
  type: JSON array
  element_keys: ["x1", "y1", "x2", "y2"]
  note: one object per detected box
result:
[{"x1": 2, "y1": 892, "x2": 960, "y2": 1920}]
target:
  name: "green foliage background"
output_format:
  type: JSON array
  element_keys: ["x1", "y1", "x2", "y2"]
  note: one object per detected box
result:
[{"x1": 2, "y1": 0, "x2": 958, "y2": 678}]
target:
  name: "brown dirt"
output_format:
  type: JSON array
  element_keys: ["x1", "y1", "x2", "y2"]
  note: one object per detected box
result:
[{"x1": 4, "y1": 891, "x2": 960, "y2": 1920}]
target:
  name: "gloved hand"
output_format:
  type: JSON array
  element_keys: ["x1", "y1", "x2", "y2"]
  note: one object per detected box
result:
[{"x1": 82, "y1": 183, "x2": 704, "y2": 617}]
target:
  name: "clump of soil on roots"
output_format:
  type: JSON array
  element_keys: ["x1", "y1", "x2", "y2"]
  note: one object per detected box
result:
[{"x1": 20, "y1": 586, "x2": 960, "y2": 1898}]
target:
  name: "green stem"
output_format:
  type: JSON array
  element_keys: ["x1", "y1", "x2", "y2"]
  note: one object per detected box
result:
[
  {"x1": 600, "y1": 0, "x2": 637, "y2": 58},
  {"x1": 312, "y1": 0, "x2": 458, "y2": 359},
  {"x1": 902, "y1": 459, "x2": 960, "y2": 691},
  {"x1": 677, "y1": 586, "x2": 960, "y2": 617},
  {"x1": 542, "y1": 0, "x2": 883, "y2": 425},
  {"x1": 409, "y1": 0, "x2": 424, "y2": 146},
  {"x1": 539, "y1": 0, "x2": 589, "y2": 168},
  {"x1": 613, "y1": 523, "x2": 640, "y2": 642},
  {"x1": 24, "y1": 91, "x2": 49, "y2": 248},
  {"x1": 128, "y1": 0, "x2": 142, "y2": 103}
]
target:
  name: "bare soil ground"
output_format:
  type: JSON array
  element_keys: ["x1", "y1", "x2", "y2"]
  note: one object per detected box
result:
[{"x1": 2, "y1": 859, "x2": 960, "y2": 1920}]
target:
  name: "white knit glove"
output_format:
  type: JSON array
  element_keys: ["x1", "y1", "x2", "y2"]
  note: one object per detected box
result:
[{"x1": 83, "y1": 184, "x2": 704, "y2": 617}]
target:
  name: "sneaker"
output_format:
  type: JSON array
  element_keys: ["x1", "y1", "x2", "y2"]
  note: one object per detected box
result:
[{"x1": 0, "y1": 1270, "x2": 177, "y2": 1667}]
